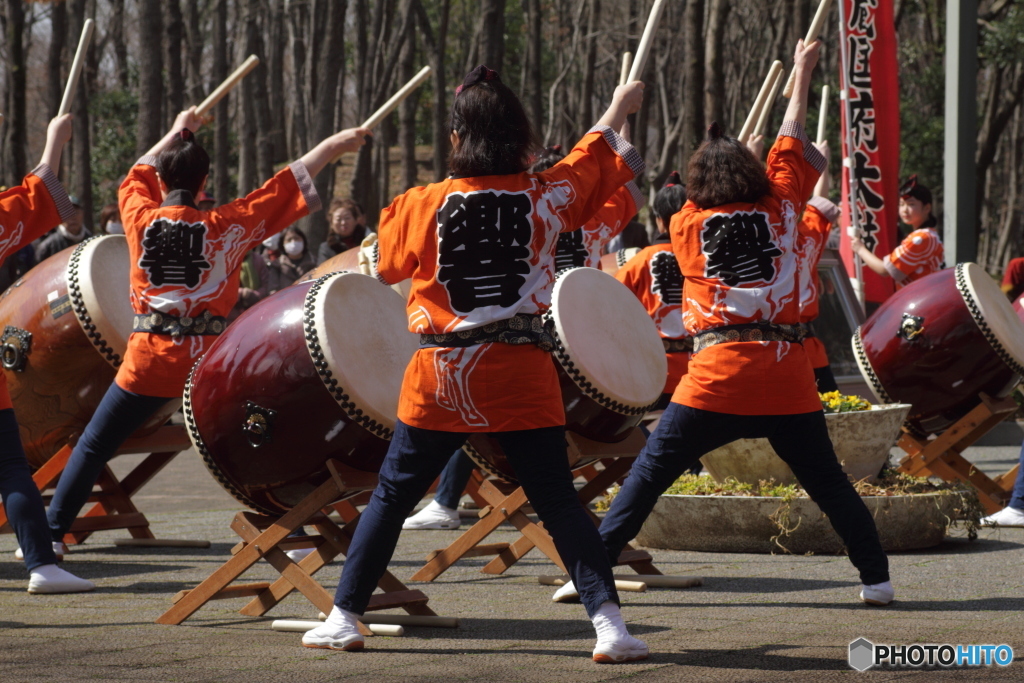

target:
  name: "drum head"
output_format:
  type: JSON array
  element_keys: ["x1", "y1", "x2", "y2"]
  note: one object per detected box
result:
[
  {"x1": 548, "y1": 267, "x2": 667, "y2": 410},
  {"x1": 958, "y1": 262, "x2": 1024, "y2": 376},
  {"x1": 67, "y1": 235, "x2": 133, "y2": 367},
  {"x1": 307, "y1": 272, "x2": 418, "y2": 436}
]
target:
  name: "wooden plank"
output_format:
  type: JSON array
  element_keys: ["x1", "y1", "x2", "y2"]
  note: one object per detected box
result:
[
  {"x1": 117, "y1": 425, "x2": 192, "y2": 455},
  {"x1": 67, "y1": 512, "x2": 147, "y2": 532},
  {"x1": 365, "y1": 590, "x2": 429, "y2": 612},
  {"x1": 171, "y1": 583, "x2": 271, "y2": 603},
  {"x1": 426, "y1": 542, "x2": 509, "y2": 562}
]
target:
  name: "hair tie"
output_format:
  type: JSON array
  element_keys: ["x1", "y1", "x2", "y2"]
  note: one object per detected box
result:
[
  {"x1": 664, "y1": 171, "x2": 683, "y2": 188},
  {"x1": 898, "y1": 174, "x2": 918, "y2": 199},
  {"x1": 180, "y1": 128, "x2": 194, "y2": 142},
  {"x1": 706, "y1": 122, "x2": 724, "y2": 141},
  {"x1": 455, "y1": 65, "x2": 500, "y2": 97},
  {"x1": 549, "y1": 145, "x2": 562, "y2": 153}
]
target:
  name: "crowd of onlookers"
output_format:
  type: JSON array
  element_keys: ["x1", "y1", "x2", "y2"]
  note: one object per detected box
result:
[{"x1": 0, "y1": 190, "x2": 373, "y2": 321}]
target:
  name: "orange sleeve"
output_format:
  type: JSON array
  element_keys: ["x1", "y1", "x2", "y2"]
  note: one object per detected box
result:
[
  {"x1": 614, "y1": 246, "x2": 648, "y2": 297},
  {"x1": 118, "y1": 157, "x2": 163, "y2": 236},
  {"x1": 584, "y1": 182, "x2": 643, "y2": 243},
  {"x1": 0, "y1": 165, "x2": 76, "y2": 262},
  {"x1": 211, "y1": 161, "x2": 319, "y2": 247},
  {"x1": 375, "y1": 190, "x2": 417, "y2": 285},
  {"x1": 885, "y1": 230, "x2": 939, "y2": 280},
  {"x1": 803, "y1": 198, "x2": 836, "y2": 242},
  {"x1": 765, "y1": 122, "x2": 826, "y2": 212},
  {"x1": 538, "y1": 127, "x2": 644, "y2": 233}
]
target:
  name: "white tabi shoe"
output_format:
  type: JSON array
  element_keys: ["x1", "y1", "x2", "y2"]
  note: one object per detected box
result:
[
  {"x1": 285, "y1": 547, "x2": 316, "y2": 563},
  {"x1": 15, "y1": 541, "x2": 67, "y2": 562},
  {"x1": 860, "y1": 580, "x2": 895, "y2": 606},
  {"x1": 302, "y1": 606, "x2": 364, "y2": 652},
  {"x1": 27, "y1": 565, "x2": 94, "y2": 594},
  {"x1": 552, "y1": 579, "x2": 580, "y2": 603},
  {"x1": 980, "y1": 506, "x2": 1024, "y2": 528},
  {"x1": 591, "y1": 601, "x2": 648, "y2": 663},
  {"x1": 402, "y1": 500, "x2": 461, "y2": 530}
]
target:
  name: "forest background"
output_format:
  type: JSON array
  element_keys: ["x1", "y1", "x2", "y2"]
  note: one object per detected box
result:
[{"x1": 1, "y1": 0, "x2": 1022, "y2": 271}]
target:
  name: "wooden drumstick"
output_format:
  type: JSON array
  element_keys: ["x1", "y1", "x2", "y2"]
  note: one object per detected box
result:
[
  {"x1": 817, "y1": 84, "x2": 830, "y2": 143},
  {"x1": 361, "y1": 65, "x2": 432, "y2": 131},
  {"x1": 538, "y1": 575, "x2": 647, "y2": 593},
  {"x1": 782, "y1": 0, "x2": 834, "y2": 98},
  {"x1": 619, "y1": 52, "x2": 633, "y2": 87},
  {"x1": 58, "y1": 19, "x2": 94, "y2": 117},
  {"x1": 738, "y1": 60, "x2": 784, "y2": 144},
  {"x1": 615, "y1": 574, "x2": 704, "y2": 588},
  {"x1": 271, "y1": 619, "x2": 404, "y2": 637},
  {"x1": 754, "y1": 69, "x2": 785, "y2": 138},
  {"x1": 318, "y1": 612, "x2": 460, "y2": 628},
  {"x1": 626, "y1": 0, "x2": 669, "y2": 83},
  {"x1": 195, "y1": 55, "x2": 260, "y2": 117}
]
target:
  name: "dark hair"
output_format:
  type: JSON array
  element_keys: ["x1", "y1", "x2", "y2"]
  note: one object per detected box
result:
[
  {"x1": 686, "y1": 123, "x2": 770, "y2": 210},
  {"x1": 325, "y1": 198, "x2": 366, "y2": 252},
  {"x1": 899, "y1": 175, "x2": 933, "y2": 206},
  {"x1": 652, "y1": 173, "x2": 687, "y2": 223},
  {"x1": 98, "y1": 203, "x2": 120, "y2": 231},
  {"x1": 531, "y1": 145, "x2": 565, "y2": 173},
  {"x1": 448, "y1": 67, "x2": 538, "y2": 177},
  {"x1": 155, "y1": 129, "x2": 210, "y2": 197},
  {"x1": 328, "y1": 196, "x2": 362, "y2": 218}
]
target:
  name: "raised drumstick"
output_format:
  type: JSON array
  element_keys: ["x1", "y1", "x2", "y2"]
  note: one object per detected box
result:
[
  {"x1": 754, "y1": 70, "x2": 785, "y2": 138},
  {"x1": 783, "y1": 0, "x2": 834, "y2": 98},
  {"x1": 361, "y1": 65, "x2": 433, "y2": 131},
  {"x1": 738, "y1": 60, "x2": 784, "y2": 144},
  {"x1": 195, "y1": 55, "x2": 260, "y2": 117},
  {"x1": 626, "y1": 0, "x2": 669, "y2": 83},
  {"x1": 817, "y1": 84, "x2": 830, "y2": 143},
  {"x1": 619, "y1": 52, "x2": 633, "y2": 87},
  {"x1": 58, "y1": 19, "x2": 94, "y2": 117}
]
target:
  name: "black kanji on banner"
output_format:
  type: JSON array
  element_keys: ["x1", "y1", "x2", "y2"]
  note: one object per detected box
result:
[
  {"x1": 140, "y1": 219, "x2": 211, "y2": 288},
  {"x1": 650, "y1": 251, "x2": 683, "y2": 304},
  {"x1": 700, "y1": 211, "x2": 782, "y2": 286},
  {"x1": 437, "y1": 191, "x2": 533, "y2": 313},
  {"x1": 554, "y1": 229, "x2": 588, "y2": 273}
]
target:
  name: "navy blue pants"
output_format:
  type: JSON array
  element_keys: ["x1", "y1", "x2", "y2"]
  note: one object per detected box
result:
[
  {"x1": 433, "y1": 449, "x2": 476, "y2": 510},
  {"x1": 1008, "y1": 441, "x2": 1024, "y2": 511},
  {"x1": 601, "y1": 403, "x2": 890, "y2": 586},
  {"x1": 0, "y1": 409, "x2": 56, "y2": 570},
  {"x1": 47, "y1": 383, "x2": 170, "y2": 540},
  {"x1": 334, "y1": 420, "x2": 619, "y2": 617}
]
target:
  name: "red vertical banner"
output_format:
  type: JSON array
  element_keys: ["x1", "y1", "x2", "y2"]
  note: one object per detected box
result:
[{"x1": 838, "y1": 0, "x2": 900, "y2": 304}]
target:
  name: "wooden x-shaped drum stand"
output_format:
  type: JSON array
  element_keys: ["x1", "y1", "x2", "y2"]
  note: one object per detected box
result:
[
  {"x1": 0, "y1": 425, "x2": 204, "y2": 548},
  {"x1": 897, "y1": 393, "x2": 1020, "y2": 514},
  {"x1": 411, "y1": 429, "x2": 668, "y2": 582},
  {"x1": 158, "y1": 460, "x2": 453, "y2": 636}
]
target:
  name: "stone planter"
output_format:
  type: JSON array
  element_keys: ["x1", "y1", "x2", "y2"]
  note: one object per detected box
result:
[
  {"x1": 700, "y1": 403, "x2": 912, "y2": 486},
  {"x1": 635, "y1": 491, "x2": 959, "y2": 554}
]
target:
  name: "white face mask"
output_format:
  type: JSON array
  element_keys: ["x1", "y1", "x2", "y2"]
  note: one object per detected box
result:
[
  {"x1": 283, "y1": 240, "x2": 304, "y2": 257},
  {"x1": 106, "y1": 221, "x2": 124, "y2": 234}
]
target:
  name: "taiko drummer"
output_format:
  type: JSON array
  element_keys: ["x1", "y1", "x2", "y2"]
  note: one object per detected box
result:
[
  {"x1": 0, "y1": 115, "x2": 93, "y2": 593},
  {"x1": 44, "y1": 108, "x2": 369, "y2": 558},
  {"x1": 303, "y1": 66, "x2": 649, "y2": 663},
  {"x1": 552, "y1": 39, "x2": 894, "y2": 608}
]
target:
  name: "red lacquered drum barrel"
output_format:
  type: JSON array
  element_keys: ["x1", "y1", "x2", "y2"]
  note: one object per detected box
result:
[
  {"x1": 0, "y1": 236, "x2": 179, "y2": 469},
  {"x1": 465, "y1": 267, "x2": 666, "y2": 482},
  {"x1": 853, "y1": 263, "x2": 1024, "y2": 436},
  {"x1": 185, "y1": 272, "x2": 416, "y2": 514},
  {"x1": 296, "y1": 246, "x2": 361, "y2": 285},
  {"x1": 598, "y1": 247, "x2": 640, "y2": 277}
]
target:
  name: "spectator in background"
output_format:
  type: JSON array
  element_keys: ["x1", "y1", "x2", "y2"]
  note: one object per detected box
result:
[
  {"x1": 1001, "y1": 257, "x2": 1024, "y2": 302},
  {"x1": 317, "y1": 197, "x2": 369, "y2": 264},
  {"x1": 604, "y1": 218, "x2": 649, "y2": 253},
  {"x1": 268, "y1": 226, "x2": 316, "y2": 292},
  {"x1": 229, "y1": 245, "x2": 272, "y2": 322},
  {"x1": 98, "y1": 203, "x2": 123, "y2": 234},
  {"x1": 0, "y1": 245, "x2": 36, "y2": 292},
  {"x1": 197, "y1": 190, "x2": 216, "y2": 212},
  {"x1": 35, "y1": 195, "x2": 90, "y2": 262}
]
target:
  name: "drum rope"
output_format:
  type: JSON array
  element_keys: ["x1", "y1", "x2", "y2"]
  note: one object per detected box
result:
[
  {"x1": 851, "y1": 328, "x2": 893, "y2": 404},
  {"x1": 67, "y1": 236, "x2": 123, "y2": 369}
]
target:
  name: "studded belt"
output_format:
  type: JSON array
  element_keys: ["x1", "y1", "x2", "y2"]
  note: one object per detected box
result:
[
  {"x1": 663, "y1": 337, "x2": 694, "y2": 353},
  {"x1": 692, "y1": 322, "x2": 808, "y2": 354},
  {"x1": 419, "y1": 313, "x2": 556, "y2": 352},
  {"x1": 133, "y1": 310, "x2": 227, "y2": 338}
]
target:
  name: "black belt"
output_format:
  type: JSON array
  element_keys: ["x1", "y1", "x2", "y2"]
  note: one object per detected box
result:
[
  {"x1": 693, "y1": 322, "x2": 808, "y2": 354},
  {"x1": 663, "y1": 337, "x2": 694, "y2": 353},
  {"x1": 133, "y1": 310, "x2": 227, "y2": 338},
  {"x1": 420, "y1": 313, "x2": 555, "y2": 352}
]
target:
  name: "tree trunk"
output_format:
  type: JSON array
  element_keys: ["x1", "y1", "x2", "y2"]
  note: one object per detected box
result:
[
  {"x1": 68, "y1": 0, "x2": 94, "y2": 230},
  {"x1": 213, "y1": 0, "x2": 230, "y2": 204},
  {"x1": 244, "y1": 0, "x2": 275, "y2": 184},
  {"x1": 412, "y1": 0, "x2": 450, "y2": 181},
  {"x1": 47, "y1": 0, "x2": 67, "y2": 119},
  {"x1": 580, "y1": 0, "x2": 599, "y2": 130},
  {"x1": 165, "y1": 0, "x2": 185, "y2": 128},
  {"x1": 110, "y1": 0, "x2": 129, "y2": 90},
  {"x1": 704, "y1": 0, "x2": 728, "y2": 128},
  {"x1": 183, "y1": 0, "x2": 204, "y2": 103},
  {"x1": 288, "y1": 0, "x2": 310, "y2": 157},
  {"x1": 3, "y1": 0, "x2": 28, "y2": 185},
  {"x1": 267, "y1": 0, "x2": 288, "y2": 162},
  {"x1": 526, "y1": 0, "x2": 543, "y2": 132},
  {"x1": 399, "y1": 15, "x2": 418, "y2": 192},
  {"x1": 681, "y1": 0, "x2": 706, "y2": 159},
  {"x1": 479, "y1": 0, "x2": 506, "y2": 71},
  {"x1": 136, "y1": 1, "x2": 164, "y2": 156}
]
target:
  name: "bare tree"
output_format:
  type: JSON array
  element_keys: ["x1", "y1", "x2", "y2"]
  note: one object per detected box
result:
[
  {"x1": 213, "y1": 0, "x2": 230, "y2": 204},
  {"x1": 704, "y1": 0, "x2": 729, "y2": 127},
  {"x1": 2, "y1": 0, "x2": 28, "y2": 185},
  {"x1": 478, "y1": 0, "x2": 505, "y2": 71},
  {"x1": 68, "y1": 0, "x2": 94, "y2": 229},
  {"x1": 165, "y1": 1, "x2": 186, "y2": 129},
  {"x1": 136, "y1": 1, "x2": 164, "y2": 156},
  {"x1": 47, "y1": 0, "x2": 67, "y2": 119},
  {"x1": 110, "y1": 0, "x2": 129, "y2": 89}
]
